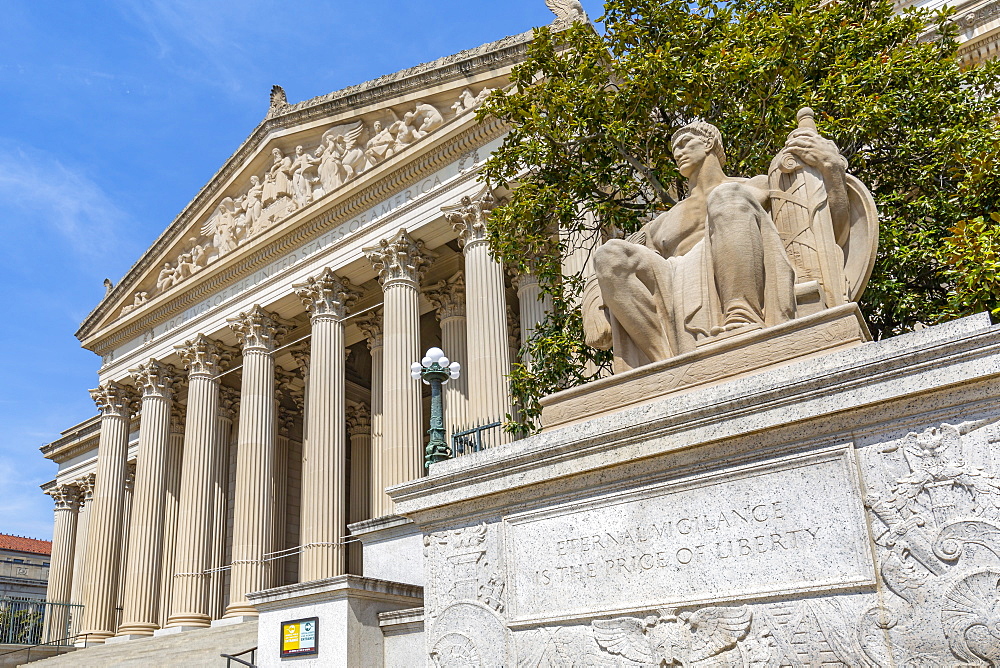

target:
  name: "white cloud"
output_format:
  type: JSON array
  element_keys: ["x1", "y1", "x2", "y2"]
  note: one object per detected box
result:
[{"x1": 0, "y1": 142, "x2": 130, "y2": 262}]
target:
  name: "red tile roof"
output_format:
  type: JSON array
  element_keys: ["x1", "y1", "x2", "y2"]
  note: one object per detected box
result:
[{"x1": 0, "y1": 534, "x2": 51, "y2": 556}]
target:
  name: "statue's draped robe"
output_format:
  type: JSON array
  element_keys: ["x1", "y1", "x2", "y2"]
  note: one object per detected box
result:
[{"x1": 598, "y1": 194, "x2": 795, "y2": 371}]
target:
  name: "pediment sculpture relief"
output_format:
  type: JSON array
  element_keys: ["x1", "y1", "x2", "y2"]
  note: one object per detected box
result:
[
  {"x1": 583, "y1": 108, "x2": 879, "y2": 371},
  {"x1": 118, "y1": 85, "x2": 495, "y2": 317}
]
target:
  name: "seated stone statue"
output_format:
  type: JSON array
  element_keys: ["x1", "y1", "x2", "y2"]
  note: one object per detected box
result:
[{"x1": 584, "y1": 109, "x2": 878, "y2": 371}]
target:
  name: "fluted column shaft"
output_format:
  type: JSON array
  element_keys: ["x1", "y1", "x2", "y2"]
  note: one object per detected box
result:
[
  {"x1": 347, "y1": 404, "x2": 372, "y2": 575},
  {"x1": 71, "y1": 475, "x2": 94, "y2": 606},
  {"x1": 81, "y1": 382, "x2": 134, "y2": 641},
  {"x1": 515, "y1": 272, "x2": 552, "y2": 367},
  {"x1": 210, "y1": 389, "x2": 236, "y2": 620},
  {"x1": 365, "y1": 232, "x2": 433, "y2": 516},
  {"x1": 294, "y1": 268, "x2": 359, "y2": 580},
  {"x1": 158, "y1": 411, "x2": 184, "y2": 628},
  {"x1": 445, "y1": 191, "x2": 513, "y2": 433},
  {"x1": 226, "y1": 306, "x2": 288, "y2": 617},
  {"x1": 44, "y1": 485, "x2": 79, "y2": 641},
  {"x1": 169, "y1": 336, "x2": 226, "y2": 628},
  {"x1": 464, "y1": 241, "x2": 513, "y2": 429},
  {"x1": 118, "y1": 360, "x2": 177, "y2": 636},
  {"x1": 358, "y1": 314, "x2": 384, "y2": 523}
]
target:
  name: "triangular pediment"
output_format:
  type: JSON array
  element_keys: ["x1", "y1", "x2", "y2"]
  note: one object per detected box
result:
[{"x1": 80, "y1": 29, "x2": 533, "y2": 349}]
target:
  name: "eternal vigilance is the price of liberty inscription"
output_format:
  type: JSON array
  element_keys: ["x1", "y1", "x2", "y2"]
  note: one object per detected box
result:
[{"x1": 505, "y1": 446, "x2": 875, "y2": 624}]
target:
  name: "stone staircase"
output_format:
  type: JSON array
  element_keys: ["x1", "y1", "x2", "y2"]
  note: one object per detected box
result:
[{"x1": 26, "y1": 621, "x2": 258, "y2": 667}]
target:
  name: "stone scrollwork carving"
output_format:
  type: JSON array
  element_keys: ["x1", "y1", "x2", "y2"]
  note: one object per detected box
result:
[
  {"x1": 121, "y1": 85, "x2": 494, "y2": 318},
  {"x1": 423, "y1": 522, "x2": 506, "y2": 628},
  {"x1": 364, "y1": 229, "x2": 437, "y2": 287},
  {"x1": 442, "y1": 187, "x2": 501, "y2": 248},
  {"x1": 227, "y1": 304, "x2": 291, "y2": 353},
  {"x1": 292, "y1": 267, "x2": 362, "y2": 320}
]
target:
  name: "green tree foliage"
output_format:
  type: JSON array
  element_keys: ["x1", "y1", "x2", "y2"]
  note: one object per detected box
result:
[{"x1": 480, "y1": 0, "x2": 1000, "y2": 431}]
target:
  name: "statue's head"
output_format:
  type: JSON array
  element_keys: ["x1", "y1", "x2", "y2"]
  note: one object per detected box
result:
[{"x1": 671, "y1": 121, "x2": 726, "y2": 176}]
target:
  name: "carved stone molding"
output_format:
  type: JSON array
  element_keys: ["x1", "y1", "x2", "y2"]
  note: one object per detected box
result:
[
  {"x1": 175, "y1": 334, "x2": 228, "y2": 378},
  {"x1": 129, "y1": 359, "x2": 179, "y2": 399},
  {"x1": 425, "y1": 272, "x2": 466, "y2": 321},
  {"x1": 290, "y1": 347, "x2": 311, "y2": 380},
  {"x1": 227, "y1": 305, "x2": 290, "y2": 353},
  {"x1": 356, "y1": 310, "x2": 384, "y2": 351},
  {"x1": 277, "y1": 405, "x2": 297, "y2": 438},
  {"x1": 76, "y1": 473, "x2": 96, "y2": 507},
  {"x1": 346, "y1": 402, "x2": 372, "y2": 436},
  {"x1": 293, "y1": 267, "x2": 362, "y2": 320},
  {"x1": 364, "y1": 229, "x2": 436, "y2": 287},
  {"x1": 170, "y1": 404, "x2": 186, "y2": 433},
  {"x1": 443, "y1": 188, "x2": 500, "y2": 248},
  {"x1": 47, "y1": 484, "x2": 81, "y2": 511},
  {"x1": 89, "y1": 381, "x2": 134, "y2": 418}
]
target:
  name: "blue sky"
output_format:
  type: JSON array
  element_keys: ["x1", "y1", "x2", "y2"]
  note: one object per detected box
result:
[{"x1": 0, "y1": 0, "x2": 605, "y2": 540}]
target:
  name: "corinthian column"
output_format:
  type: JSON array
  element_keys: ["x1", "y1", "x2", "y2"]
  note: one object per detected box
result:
[
  {"x1": 158, "y1": 407, "x2": 184, "y2": 628},
  {"x1": 293, "y1": 268, "x2": 361, "y2": 581},
  {"x1": 44, "y1": 484, "x2": 80, "y2": 640},
  {"x1": 364, "y1": 230, "x2": 435, "y2": 516},
  {"x1": 357, "y1": 313, "x2": 383, "y2": 520},
  {"x1": 71, "y1": 474, "x2": 95, "y2": 607},
  {"x1": 225, "y1": 306, "x2": 289, "y2": 617},
  {"x1": 169, "y1": 335, "x2": 227, "y2": 628},
  {"x1": 346, "y1": 403, "x2": 371, "y2": 575},
  {"x1": 118, "y1": 360, "x2": 178, "y2": 637},
  {"x1": 210, "y1": 387, "x2": 237, "y2": 620},
  {"x1": 444, "y1": 190, "x2": 513, "y2": 435},
  {"x1": 81, "y1": 381, "x2": 135, "y2": 642},
  {"x1": 512, "y1": 267, "x2": 552, "y2": 367},
  {"x1": 426, "y1": 272, "x2": 469, "y2": 433}
]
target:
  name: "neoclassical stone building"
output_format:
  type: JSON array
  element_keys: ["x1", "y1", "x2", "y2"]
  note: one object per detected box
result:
[{"x1": 38, "y1": 24, "x2": 554, "y2": 645}]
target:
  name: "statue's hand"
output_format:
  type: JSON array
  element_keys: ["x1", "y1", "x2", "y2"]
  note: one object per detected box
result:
[{"x1": 783, "y1": 130, "x2": 847, "y2": 173}]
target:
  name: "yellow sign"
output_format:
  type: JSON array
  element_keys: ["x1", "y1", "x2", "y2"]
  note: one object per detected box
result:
[{"x1": 280, "y1": 617, "x2": 318, "y2": 657}]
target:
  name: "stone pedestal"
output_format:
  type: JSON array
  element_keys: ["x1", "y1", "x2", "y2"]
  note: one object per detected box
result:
[
  {"x1": 247, "y1": 576, "x2": 423, "y2": 668},
  {"x1": 393, "y1": 313, "x2": 1000, "y2": 666},
  {"x1": 347, "y1": 516, "x2": 424, "y2": 587}
]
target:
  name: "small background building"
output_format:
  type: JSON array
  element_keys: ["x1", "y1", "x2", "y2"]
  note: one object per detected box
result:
[{"x1": 0, "y1": 535, "x2": 50, "y2": 601}]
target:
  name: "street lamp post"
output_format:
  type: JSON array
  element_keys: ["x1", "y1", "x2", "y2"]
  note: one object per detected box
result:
[{"x1": 411, "y1": 347, "x2": 461, "y2": 468}]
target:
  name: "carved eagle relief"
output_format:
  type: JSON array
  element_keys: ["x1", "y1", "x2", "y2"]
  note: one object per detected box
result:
[
  {"x1": 592, "y1": 606, "x2": 752, "y2": 666},
  {"x1": 545, "y1": 0, "x2": 587, "y2": 22}
]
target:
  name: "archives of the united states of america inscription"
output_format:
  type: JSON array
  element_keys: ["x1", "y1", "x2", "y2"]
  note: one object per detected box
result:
[{"x1": 505, "y1": 446, "x2": 875, "y2": 624}]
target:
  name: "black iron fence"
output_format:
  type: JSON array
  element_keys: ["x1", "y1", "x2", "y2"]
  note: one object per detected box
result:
[{"x1": 0, "y1": 597, "x2": 83, "y2": 646}]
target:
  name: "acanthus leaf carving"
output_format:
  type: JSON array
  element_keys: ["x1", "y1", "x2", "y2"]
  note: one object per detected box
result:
[
  {"x1": 174, "y1": 334, "x2": 228, "y2": 377},
  {"x1": 293, "y1": 267, "x2": 362, "y2": 319},
  {"x1": 443, "y1": 187, "x2": 502, "y2": 248},
  {"x1": 363, "y1": 229, "x2": 436, "y2": 286},
  {"x1": 425, "y1": 272, "x2": 466, "y2": 321},
  {"x1": 89, "y1": 381, "x2": 135, "y2": 418},
  {"x1": 128, "y1": 358, "x2": 179, "y2": 399},
  {"x1": 227, "y1": 304, "x2": 290, "y2": 353},
  {"x1": 346, "y1": 402, "x2": 371, "y2": 436}
]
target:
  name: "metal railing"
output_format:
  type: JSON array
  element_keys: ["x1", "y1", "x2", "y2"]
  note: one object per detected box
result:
[
  {"x1": 0, "y1": 633, "x2": 93, "y2": 664},
  {"x1": 222, "y1": 646, "x2": 257, "y2": 667},
  {"x1": 450, "y1": 421, "x2": 503, "y2": 456},
  {"x1": 0, "y1": 597, "x2": 83, "y2": 646}
]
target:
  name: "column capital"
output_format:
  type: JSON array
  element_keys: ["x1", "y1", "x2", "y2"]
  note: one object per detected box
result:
[
  {"x1": 363, "y1": 229, "x2": 436, "y2": 288},
  {"x1": 356, "y1": 310, "x2": 384, "y2": 351},
  {"x1": 170, "y1": 404, "x2": 186, "y2": 433},
  {"x1": 277, "y1": 405, "x2": 297, "y2": 438},
  {"x1": 89, "y1": 381, "x2": 135, "y2": 418},
  {"x1": 227, "y1": 305, "x2": 290, "y2": 353},
  {"x1": 443, "y1": 187, "x2": 501, "y2": 249},
  {"x1": 76, "y1": 473, "x2": 96, "y2": 506},
  {"x1": 219, "y1": 385, "x2": 240, "y2": 421},
  {"x1": 509, "y1": 266, "x2": 541, "y2": 293},
  {"x1": 125, "y1": 460, "x2": 137, "y2": 494},
  {"x1": 293, "y1": 268, "x2": 362, "y2": 320},
  {"x1": 175, "y1": 334, "x2": 230, "y2": 377},
  {"x1": 129, "y1": 359, "x2": 180, "y2": 400},
  {"x1": 346, "y1": 402, "x2": 371, "y2": 436},
  {"x1": 425, "y1": 271, "x2": 466, "y2": 321},
  {"x1": 47, "y1": 483, "x2": 81, "y2": 511},
  {"x1": 290, "y1": 347, "x2": 311, "y2": 377}
]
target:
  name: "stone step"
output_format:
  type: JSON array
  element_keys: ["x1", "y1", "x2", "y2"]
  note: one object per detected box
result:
[{"x1": 27, "y1": 621, "x2": 257, "y2": 667}]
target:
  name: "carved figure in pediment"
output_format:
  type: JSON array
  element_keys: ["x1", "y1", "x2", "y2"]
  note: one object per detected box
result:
[
  {"x1": 365, "y1": 120, "x2": 396, "y2": 165},
  {"x1": 318, "y1": 124, "x2": 368, "y2": 192},
  {"x1": 290, "y1": 145, "x2": 319, "y2": 206},
  {"x1": 412, "y1": 102, "x2": 445, "y2": 137},
  {"x1": 264, "y1": 147, "x2": 293, "y2": 205},
  {"x1": 452, "y1": 87, "x2": 496, "y2": 116},
  {"x1": 156, "y1": 262, "x2": 178, "y2": 291},
  {"x1": 120, "y1": 290, "x2": 149, "y2": 316},
  {"x1": 205, "y1": 196, "x2": 242, "y2": 255},
  {"x1": 242, "y1": 175, "x2": 264, "y2": 235}
]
